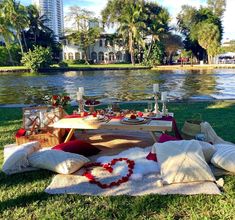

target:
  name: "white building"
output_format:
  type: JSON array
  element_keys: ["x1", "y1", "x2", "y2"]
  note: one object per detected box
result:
[
  {"x1": 63, "y1": 34, "x2": 128, "y2": 63},
  {"x1": 32, "y1": 0, "x2": 64, "y2": 38}
]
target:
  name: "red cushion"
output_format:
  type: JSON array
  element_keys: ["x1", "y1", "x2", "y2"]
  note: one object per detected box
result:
[
  {"x1": 158, "y1": 133, "x2": 178, "y2": 143},
  {"x1": 15, "y1": 128, "x2": 26, "y2": 138},
  {"x1": 52, "y1": 139, "x2": 101, "y2": 156}
]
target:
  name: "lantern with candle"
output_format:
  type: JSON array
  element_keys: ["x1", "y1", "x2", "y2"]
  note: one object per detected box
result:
[
  {"x1": 161, "y1": 91, "x2": 168, "y2": 116},
  {"x1": 153, "y1": 83, "x2": 160, "y2": 114},
  {"x1": 77, "y1": 87, "x2": 85, "y2": 113}
]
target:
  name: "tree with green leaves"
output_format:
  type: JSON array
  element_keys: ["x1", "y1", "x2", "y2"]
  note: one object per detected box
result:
[
  {"x1": 177, "y1": 2, "x2": 224, "y2": 64},
  {"x1": 0, "y1": 3, "x2": 15, "y2": 65},
  {"x1": 102, "y1": 0, "x2": 147, "y2": 65},
  {"x1": 2, "y1": 0, "x2": 28, "y2": 54},
  {"x1": 21, "y1": 45, "x2": 52, "y2": 72},
  {"x1": 197, "y1": 22, "x2": 220, "y2": 64},
  {"x1": 207, "y1": 0, "x2": 226, "y2": 18},
  {"x1": 143, "y1": 2, "x2": 170, "y2": 60},
  {"x1": 66, "y1": 6, "x2": 102, "y2": 64}
]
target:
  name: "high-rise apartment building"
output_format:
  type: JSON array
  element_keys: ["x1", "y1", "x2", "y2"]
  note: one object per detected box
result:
[{"x1": 32, "y1": 0, "x2": 64, "y2": 39}]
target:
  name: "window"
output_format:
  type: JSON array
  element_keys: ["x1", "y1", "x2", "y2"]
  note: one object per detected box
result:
[
  {"x1": 75, "y1": 52, "x2": 80, "y2": 60},
  {"x1": 68, "y1": 52, "x2": 73, "y2": 60},
  {"x1": 64, "y1": 53, "x2": 67, "y2": 60},
  {"x1": 98, "y1": 52, "x2": 104, "y2": 61},
  {"x1": 105, "y1": 39, "x2": 108, "y2": 47},
  {"x1": 99, "y1": 39, "x2": 103, "y2": 47},
  {"x1": 109, "y1": 52, "x2": 114, "y2": 61},
  {"x1": 116, "y1": 51, "x2": 122, "y2": 61},
  {"x1": 91, "y1": 52, "x2": 97, "y2": 61}
]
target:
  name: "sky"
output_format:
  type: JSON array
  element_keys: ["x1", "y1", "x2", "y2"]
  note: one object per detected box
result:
[{"x1": 21, "y1": 0, "x2": 235, "y2": 42}]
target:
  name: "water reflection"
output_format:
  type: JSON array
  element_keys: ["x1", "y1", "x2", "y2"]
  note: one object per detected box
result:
[{"x1": 0, "y1": 69, "x2": 235, "y2": 105}]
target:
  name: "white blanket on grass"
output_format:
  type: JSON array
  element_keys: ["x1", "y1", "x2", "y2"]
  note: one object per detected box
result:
[{"x1": 45, "y1": 146, "x2": 221, "y2": 195}]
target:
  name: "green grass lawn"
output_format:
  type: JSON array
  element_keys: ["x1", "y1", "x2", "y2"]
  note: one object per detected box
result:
[
  {"x1": 1, "y1": 101, "x2": 235, "y2": 219},
  {"x1": 52, "y1": 63, "x2": 147, "y2": 69}
]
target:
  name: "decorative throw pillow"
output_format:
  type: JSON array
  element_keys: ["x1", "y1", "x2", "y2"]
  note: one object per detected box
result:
[
  {"x1": 52, "y1": 139, "x2": 101, "y2": 156},
  {"x1": 197, "y1": 141, "x2": 216, "y2": 163},
  {"x1": 211, "y1": 144, "x2": 235, "y2": 173},
  {"x1": 28, "y1": 150, "x2": 90, "y2": 174},
  {"x1": 2, "y1": 141, "x2": 41, "y2": 175},
  {"x1": 154, "y1": 140, "x2": 215, "y2": 185}
]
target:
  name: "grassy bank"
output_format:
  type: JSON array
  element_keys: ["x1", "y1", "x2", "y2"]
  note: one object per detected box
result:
[{"x1": 1, "y1": 101, "x2": 235, "y2": 219}]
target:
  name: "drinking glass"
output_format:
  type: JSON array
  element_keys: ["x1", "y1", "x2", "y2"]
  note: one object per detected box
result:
[{"x1": 107, "y1": 103, "x2": 112, "y2": 113}]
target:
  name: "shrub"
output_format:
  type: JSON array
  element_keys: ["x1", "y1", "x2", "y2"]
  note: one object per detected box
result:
[
  {"x1": 0, "y1": 45, "x2": 21, "y2": 66},
  {"x1": 65, "y1": 59, "x2": 87, "y2": 65},
  {"x1": 21, "y1": 46, "x2": 52, "y2": 72},
  {"x1": 58, "y1": 61, "x2": 68, "y2": 68}
]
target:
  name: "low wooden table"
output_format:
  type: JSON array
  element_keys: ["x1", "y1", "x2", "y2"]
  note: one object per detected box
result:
[{"x1": 52, "y1": 117, "x2": 172, "y2": 143}]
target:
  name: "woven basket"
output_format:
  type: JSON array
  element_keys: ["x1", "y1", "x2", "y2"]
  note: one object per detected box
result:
[
  {"x1": 16, "y1": 131, "x2": 63, "y2": 148},
  {"x1": 181, "y1": 120, "x2": 201, "y2": 138}
]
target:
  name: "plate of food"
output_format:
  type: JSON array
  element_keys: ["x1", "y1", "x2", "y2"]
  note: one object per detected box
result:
[{"x1": 121, "y1": 115, "x2": 147, "y2": 124}]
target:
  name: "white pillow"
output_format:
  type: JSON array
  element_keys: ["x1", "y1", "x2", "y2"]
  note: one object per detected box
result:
[
  {"x1": 211, "y1": 144, "x2": 235, "y2": 173},
  {"x1": 28, "y1": 150, "x2": 90, "y2": 174},
  {"x1": 198, "y1": 141, "x2": 216, "y2": 163},
  {"x1": 2, "y1": 141, "x2": 41, "y2": 175},
  {"x1": 155, "y1": 140, "x2": 215, "y2": 185}
]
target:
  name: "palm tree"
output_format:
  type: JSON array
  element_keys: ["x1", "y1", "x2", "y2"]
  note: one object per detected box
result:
[
  {"x1": 2, "y1": 0, "x2": 28, "y2": 54},
  {"x1": 143, "y1": 2, "x2": 170, "y2": 60},
  {"x1": 26, "y1": 5, "x2": 52, "y2": 44},
  {"x1": 0, "y1": 4, "x2": 15, "y2": 64},
  {"x1": 117, "y1": 2, "x2": 146, "y2": 65}
]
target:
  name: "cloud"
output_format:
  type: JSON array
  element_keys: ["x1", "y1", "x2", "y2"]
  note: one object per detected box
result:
[{"x1": 223, "y1": 0, "x2": 235, "y2": 41}]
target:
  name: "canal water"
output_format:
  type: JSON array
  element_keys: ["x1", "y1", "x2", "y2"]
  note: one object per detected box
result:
[{"x1": 0, "y1": 68, "x2": 235, "y2": 105}]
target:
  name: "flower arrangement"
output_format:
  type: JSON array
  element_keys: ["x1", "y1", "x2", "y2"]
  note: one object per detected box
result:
[{"x1": 50, "y1": 95, "x2": 70, "y2": 107}]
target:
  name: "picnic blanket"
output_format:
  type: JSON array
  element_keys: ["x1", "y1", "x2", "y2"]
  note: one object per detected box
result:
[{"x1": 45, "y1": 146, "x2": 221, "y2": 196}]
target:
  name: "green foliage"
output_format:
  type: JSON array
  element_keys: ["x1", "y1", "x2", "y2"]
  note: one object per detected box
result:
[
  {"x1": 66, "y1": 6, "x2": 102, "y2": 64},
  {"x1": 0, "y1": 45, "x2": 21, "y2": 66},
  {"x1": 65, "y1": 59, "x2": 87, "y2": 65},
  {"x1": 143, "y1": 42, "x2": 164, "y2": 66},
  {"x1": 177, "y1": 2, "x2": 224, "y2": 63},
  {"x1": 58, "y1": 61, "x2": 69, "y2": 68},
  {"x1": 21, "y1": 46, "x2": 52, "y2": 72}
]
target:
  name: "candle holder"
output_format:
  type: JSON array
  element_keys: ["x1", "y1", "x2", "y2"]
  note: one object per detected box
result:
[
  {"x1": 78, "y1": 99, "x2": 84, "y2": 113},
  {"x1": 153, "y1": 92, "x2": 160, "y2": 114},
  {"x1": 161, "y1": 100, "x2": 167, "y2": 116}
]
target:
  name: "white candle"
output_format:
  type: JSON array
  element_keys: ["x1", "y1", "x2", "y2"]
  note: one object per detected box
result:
[
  {"x1": 153, "y1": 84, "x2": 159, "y2": 93},
  {"x1": 78, "y1": 87, "x2": 84, "y2": 95},
  {"x1": 161, "y1": 91, "x2": 167, "y2": 101},
  {"x1": 77, "y1": 91, "x2": 83, "y2": 101}
]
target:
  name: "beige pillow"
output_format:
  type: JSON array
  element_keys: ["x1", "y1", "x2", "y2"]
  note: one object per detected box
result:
[
  {"x1": 211, "y1": 144, "x2": 235, "y2": 173},
  {"x1": 154, "y1": 140, "x2": 215, "y2": 185},
  {"x1": 28, "y1": 150, "x2": 90, "y2": 174},
  {"x1": 2, "y1": 141, "x2": 41, "y2": 175},
  {"x1": 198, "y1": 141, "x2": 216, "y2": 163}
]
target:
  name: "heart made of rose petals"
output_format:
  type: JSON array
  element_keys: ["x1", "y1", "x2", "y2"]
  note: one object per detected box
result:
[{"x1": 83, "y1": 158, "x2": 135, "y2": 189}]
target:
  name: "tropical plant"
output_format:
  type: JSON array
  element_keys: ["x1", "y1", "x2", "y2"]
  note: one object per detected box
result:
[
  {"x1": 143, "y1": 2, "x2": 170, "y2": 60},
  {"x1": 0, "y1": 2, "x2": 16, "y2": 65},
  {"x1": 142, "y1": 41, "x2": 164, "y2": 66},
  {"x1": 196, "y1": 22, "x2": 221, "y2": 64},
  {"x1": 177, "y1": 2, "x2": 224, "y2": 63},
  {"x1": 2, "y1": 0, "x2": 28, "y2": 54},
  {"x1": 102, "y1": 0, "x2": 147, "y2": 65},
  {"x1": 21, "y1": 46, "x2": 52, "y2": 72},
  {"x1": 207, "y1": 0, "x2": 226, "y2": 18}
]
